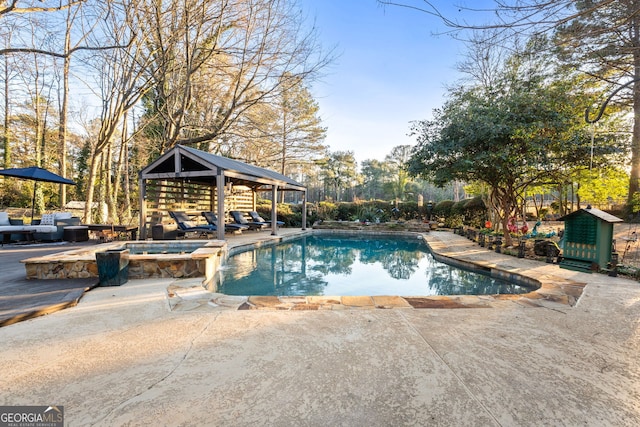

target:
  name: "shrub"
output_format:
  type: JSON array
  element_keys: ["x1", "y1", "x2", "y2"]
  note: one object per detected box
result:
[
  {"x1": 451, "y1": 199, "x2": 467, "y2": 216},
  {"x1": 256, "y1": 203, "x2": 296, "y2": 226},
  {"x1": 335, "y1": 202, "x2": 356, "y2": 221},
  {"x1": 399, "y1": 202, "x2": 426, "y2": 220},
  {"x1": 316, "y1": 201, "x2": 337, "y2": 220},
  {"x1": 462, "y1": 196, "x2": 487, "y2": 228},
  {"x1": 433, "y1": 200, "x2": 454, "y2": 218}
]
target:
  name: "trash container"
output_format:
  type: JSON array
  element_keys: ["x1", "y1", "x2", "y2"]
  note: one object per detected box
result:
[{"x1": 96, "y1": 248, "x2": 130, "y2": 286}]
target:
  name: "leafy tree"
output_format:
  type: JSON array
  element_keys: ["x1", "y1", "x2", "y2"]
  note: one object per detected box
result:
[
  {"x1": 271, "y1": 77, "x2": 327, "y2": 177},
  {"x1": 232, "y1": 76, "x2": 327, "y2": 178},
  {"x1": 319, "y1": 151, "x2": 357, "y2": 202},
  {"x1": 576, "y1": 167, "x2": 628, "y2": 208},
  {"x1": 408, "y1": 72, "x2": 595, "y2": 246},
  {"x1": 385, "y1": 145, "x2": 413, "y2": 202},
  {"x1": 551, "y1": 2, "x2": 639, "y2": 199},
  {"x1": 359, "y1": 159, "x2": 388, "y2": 200},
  {"x1": 522, "y1": 183, "x2": 556, "y2": 219}
]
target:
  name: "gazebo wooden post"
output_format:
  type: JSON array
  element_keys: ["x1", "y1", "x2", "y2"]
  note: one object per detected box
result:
[
  {"x1": 271, "y1": 185, "x2": 278, "y2": 236},
  {"x1": 138, "y1": 176, "x2": 146, "y2": 240},
  {"x1": 301, "y1": 189, "x2": 307, "y2": 230},
  {"x1": 216, "y1": 169, "x2": 225, "y2": 240}
]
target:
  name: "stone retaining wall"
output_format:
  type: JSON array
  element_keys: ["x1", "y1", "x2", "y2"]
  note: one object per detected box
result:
[{"x1": 22, "y1": 240, "x2": 226, "y2": 286}]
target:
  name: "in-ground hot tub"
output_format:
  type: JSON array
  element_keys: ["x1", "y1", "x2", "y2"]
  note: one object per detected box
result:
[{"x1": 22, "y1": 240, "x2": 227, "y2": 286}]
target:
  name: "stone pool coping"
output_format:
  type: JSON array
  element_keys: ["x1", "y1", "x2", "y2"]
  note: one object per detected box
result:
[{"x1": 166, "y1": 229, "x2": 587, "y2": 311}]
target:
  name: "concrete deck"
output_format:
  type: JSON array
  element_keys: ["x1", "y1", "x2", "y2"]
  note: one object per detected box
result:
[{"x1": 1, "y1": 230, "x2": 639, "y2": 425}]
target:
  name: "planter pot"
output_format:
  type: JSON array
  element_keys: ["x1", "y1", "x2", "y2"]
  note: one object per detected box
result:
[{"x1": 96, "y1": 248, "x2": 130, "y2": 286}]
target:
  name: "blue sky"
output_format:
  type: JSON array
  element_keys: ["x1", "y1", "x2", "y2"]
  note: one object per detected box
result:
[{"x1": 299, "y1": 1, "x2": 469, "y2": 164}]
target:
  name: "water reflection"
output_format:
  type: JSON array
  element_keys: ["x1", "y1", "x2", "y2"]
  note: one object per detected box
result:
[{"x1": 215, "y1": 235, "x2": 533, "y2": 296}]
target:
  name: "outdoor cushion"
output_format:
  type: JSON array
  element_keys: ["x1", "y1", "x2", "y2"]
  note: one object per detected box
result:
[
  {"x1": 24, "y1": 225, "x2": 58, "y2": 233},
  {"x1": 40, "y1": 213, "x2": 56, "y2": 225},
  {"x1": 0, "y1": 225, "x2": 57, "y2": 233},
  {"x1": 0, "y1": 212, "x2": 9, "y2": 226},
  {"x1": 182, "y1": 221, "x2": 198, "y2": 229},
  {"x1": 54, "y1": 212, "x2": 72, "y2": 220}
]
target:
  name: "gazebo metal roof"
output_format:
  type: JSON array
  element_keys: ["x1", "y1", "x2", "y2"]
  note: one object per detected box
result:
[{"x1": 140, "y1": 144, "x2": 306, "y2": 191}]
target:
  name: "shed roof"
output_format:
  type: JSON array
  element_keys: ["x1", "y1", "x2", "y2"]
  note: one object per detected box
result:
[
  {"x1": 558, "y1": 207, "x2": 623, "y2": 223},
  {"x1": 139, "y1": 144, "x2": 306, "y2": 191}
]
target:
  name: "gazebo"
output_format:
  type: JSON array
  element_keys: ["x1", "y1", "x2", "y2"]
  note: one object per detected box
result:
[{"x1": 138, "y1": 145, "x2": 307, "y2": 240}]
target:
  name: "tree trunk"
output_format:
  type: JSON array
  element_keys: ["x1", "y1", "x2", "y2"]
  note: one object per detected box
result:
[
  {"x1": 105, "y1": 140, "x2": 114, "y2": 223},
  {"x1": 33, "y1": 61, "x2": 44, "y2": 217},
  {"x1": 3, "y1": 52, "x2": 10, "y2": 169},
  {"x1": 532, "y1": 193, "x2": 540, "y2": 218},
  {"x1": 123, "y1": 138, "x2": 131, "y2": 223},
  {"x1": 114, "y1": 114, "x2": 127, "y2": 223},
  {"x1": 631, "y1": 77, "x2": 640, "y2": 201},
  {"x1": 59, "y1": 23, "x2": 71, "y2": 207},
  {"x1": 494, "y1": 188, "x2": 514, "y2": 247},
  {"x1": 83, "y1": 149, "x2": 101, "y2": 223},
  {"x1": 280, "y1": 131, "x2": 287, "y2": 203}
]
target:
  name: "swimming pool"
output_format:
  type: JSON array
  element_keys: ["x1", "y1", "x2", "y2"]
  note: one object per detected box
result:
[{"x1": 214, "y1": 234, "x2": 536, "y2": 296}]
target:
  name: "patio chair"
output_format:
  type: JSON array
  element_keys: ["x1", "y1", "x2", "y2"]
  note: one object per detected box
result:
[
  {"x1": 169, "y1": 211, "x2": 217, "y2": 238},
  {"x1": 229, "y1": 211, "x2": 266, "y2": 231},
  {"x1": 201, "y1": 212, "x2": 249, "y2": 233},
  {"x1": 248, "y1": 211, "x2": 284, "y2": 227}
]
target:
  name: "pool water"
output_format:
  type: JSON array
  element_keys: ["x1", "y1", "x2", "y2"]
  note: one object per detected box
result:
[
  {"x1": 215, "y1": 234, "x2": 534, "y2": 296},
  {"x1": 126, "y1": 242, "x2": 205, "y2": 255}
]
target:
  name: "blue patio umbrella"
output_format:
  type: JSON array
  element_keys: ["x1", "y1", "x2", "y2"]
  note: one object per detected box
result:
[{"x1": 0, "y1": 166, "x2": 76, "y2": 220}]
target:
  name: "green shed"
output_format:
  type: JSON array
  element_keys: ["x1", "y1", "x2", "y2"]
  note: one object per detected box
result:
[{"x1": 558, "y1": 206, "x2": 622, "y2": 273}]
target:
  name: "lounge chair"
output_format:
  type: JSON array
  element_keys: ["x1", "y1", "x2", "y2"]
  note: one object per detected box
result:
[
  {"x1": 229, "y1": 210, "x2": 265, "y2": 231},
  {"x1": 201, "y1": 212, "x2": 249, "y2": 233},
  {"x1": 169, "y1": 211, "x2": 217, "y2": 237},
  {"x1": 248, "y1": 211, "x2": 284, "y2": 227}
]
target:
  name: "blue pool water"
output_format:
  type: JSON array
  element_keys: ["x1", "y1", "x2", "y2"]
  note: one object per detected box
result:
[
  {"x1": 215, "y1": 234, "x2": 535, "y2": 296},
  {"x1": 126, "y1": 242, "x2": 205, "y2": 255}
]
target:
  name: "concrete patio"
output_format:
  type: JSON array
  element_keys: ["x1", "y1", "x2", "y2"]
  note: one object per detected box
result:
[{"x1": 1, "y1": 230, "x2": 639, "y2": 425}]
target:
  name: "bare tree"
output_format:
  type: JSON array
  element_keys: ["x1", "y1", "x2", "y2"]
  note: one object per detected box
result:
[
  {"x1": 0, "y1": 0, "x2": 133, "y2": 214},
  {"x1": 55, "y1": 1, "x2": 89, "y2": 206},
  {"x1": 0, "y1": 0, "x2": 85, "y2": 17},
  {"x1": 455, "y1": 29, "x2": 512, "y2": 90},
  {"x1": 138, "y1": 0, "x2": 332, "y2": 154},
  {"x1": 81, "y1": 0, "x2": 156, "y2": 223},
  {"x1": 1, "y1": 24, "x2": 19, "y2": 168},
  {"x1": 381, "y1": 0, "x2": 640, "y2": 203},
  {"x1": 230, "y1": 74, "x2": 326, "y2": 177}
]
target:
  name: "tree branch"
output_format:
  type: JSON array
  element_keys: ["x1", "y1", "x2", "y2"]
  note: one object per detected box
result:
[
  {"x1": 0, "y1": 38, "x2": 135, "y2": 58},
  {"x1": 0, "y1": 0, "x2": 87, "y2": 17}
]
